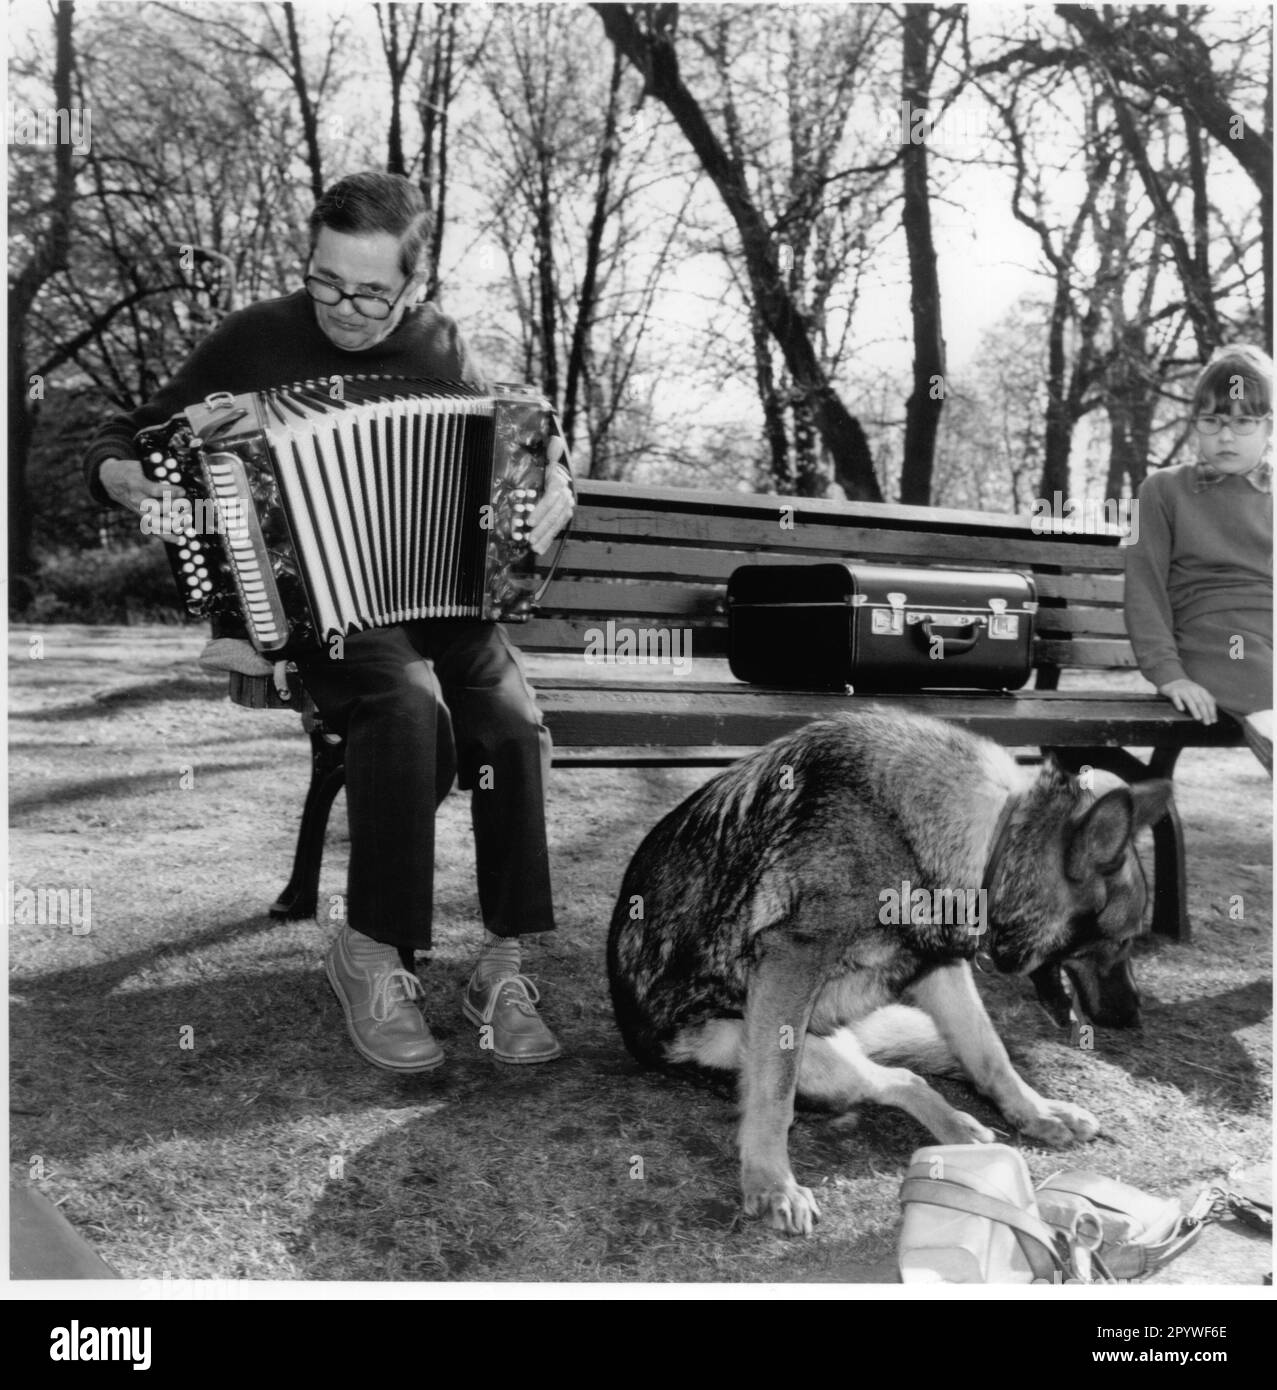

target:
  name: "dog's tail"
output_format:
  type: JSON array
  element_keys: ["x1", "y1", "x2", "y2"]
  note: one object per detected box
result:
[{"x1": 850, "y1": 1005, "x2": 962, "y2": 1076}]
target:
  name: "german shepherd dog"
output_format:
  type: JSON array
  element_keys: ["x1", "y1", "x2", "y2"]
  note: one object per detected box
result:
[{"x1": 607, "y1": 709, "x2": 1173, "y2": 1235}]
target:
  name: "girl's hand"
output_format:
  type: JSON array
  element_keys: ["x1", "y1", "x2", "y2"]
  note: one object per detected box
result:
[{"x1": 1159, "y1": 678, "x2": 1217, "y2": 724}]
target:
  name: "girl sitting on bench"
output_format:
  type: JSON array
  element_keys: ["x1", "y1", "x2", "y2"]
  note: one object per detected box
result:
[{"x1": 1125, "y1": 344, "x2": 1273, "y2": 774}]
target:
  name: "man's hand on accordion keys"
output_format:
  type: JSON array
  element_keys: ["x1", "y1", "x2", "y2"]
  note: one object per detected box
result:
[
  {"x1": 100, "y1": 457, "x2": 190, "y2": 545},
  {"x1": 528, "y1": 437, "x2": 575, "y2": 554}
]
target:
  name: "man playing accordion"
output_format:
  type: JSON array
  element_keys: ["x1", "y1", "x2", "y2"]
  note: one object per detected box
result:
[{"x1": 83, "y1": 171, "x2": 575, "y2": 1073}]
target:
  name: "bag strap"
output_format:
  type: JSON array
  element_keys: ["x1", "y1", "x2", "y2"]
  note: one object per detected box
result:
[
  {"x1": 899, "y1": 1177, "x2": 1072, "y2": 1283},
  {"x1": 1041, "y1": 1170, "x2": 1162, "y2": 1216},
  {"x1": 1130, "y1": 1219, "x2": 1205, "y2": 1277},
  {"x1": 1043, "y1": 1170, "x2": 1205, "y2": 1277}
]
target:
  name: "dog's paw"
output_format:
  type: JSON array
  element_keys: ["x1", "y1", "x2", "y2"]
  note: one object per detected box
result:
[
  {"x1": 743, "y1": 1179, "x2": 821, "y2": 1236},
  {"x1": 933, "y1": 1110, "x2": 998, "y2": 1145},
  {"x1": 1014, "y1": 1099, "x2": 1101, "y2": 1147}
]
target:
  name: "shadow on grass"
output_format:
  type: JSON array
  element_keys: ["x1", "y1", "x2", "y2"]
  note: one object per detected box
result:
[
  {"x1": 290, "y1": 1038, "x2": 912, "y2": 1283},
  {"x1": 10, "y1": 894, "x2": 1270, "y2": 1283},
  {"x1": 1095, "y1": 979, "x2": 1273, "y2": 1110},
  {"x1": 9, "y1": 761, "x2": 274, "y2": 816},
  {"x1": 18, "y1": 675, "x2": 230, "y2": 721},
  {"x1": 7, "y1": 725, "x2": 301, "y2": 758}
]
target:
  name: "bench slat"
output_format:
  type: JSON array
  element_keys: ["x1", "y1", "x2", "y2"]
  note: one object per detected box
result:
[
  {"x1": 1036, "y1": 638, "x2": 1139, "y2": 667},
  {"x1": 537, "y1": 546, "x2": 1128, "y2": 605},
  {"x1": 574, "y1": 479, "x2": 1128, "y2": 546},
  {"x1": 513, "y1": 616, "x2": 725, "y2": 654},
  {"x1": 533, "y1": 578, "x2": 1131, "y2": 637},
  {"x1": 565, "y1": 508, "x2": 1126, "y2": 572},
  {"x1": 1036, "y1": 609, "x2": 1129, "y2": 636},
  {"x1": 511, "y1": 616, "x2": 1139, "y2": 669},
  {"x1": 535, "y1": 685, "x2": 1233, "y2": 749},
  {"x1": 1033, "y1": 574, "x2": 1126, "y2": 603},
  {"x1": 537, "y1": 578, "x2": 724, "y2": 619}
]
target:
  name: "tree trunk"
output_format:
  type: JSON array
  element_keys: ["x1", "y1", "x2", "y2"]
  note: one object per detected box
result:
[
  {"x1": 1039, "y1": 274, "x2": 1073, "y2": 498},
  {"x1": 9, "y1": 0, "x2": 77, "y2": 589},
  {"x1": 283, "y1": 2, "x2": 323, "y2": 204},
  {"x1": 791, "y1": 396, "x2": 822, "y2": 496},
  {"x1": 1265, "y1": 33, "x2": 1273, "y2": 350},
  {"x1": 1106, "y1": 94, "x2": 1219, "y2": 358},
  {"x1": 563, "y1": 49, "x2": 624, "y2": 446},
  {"x1": 899, "y1": 4, "x2": 945, "y2": 506},
  {"x1": 593, "y1": 3, "x2": 881, "y2": 500},
  {"x1": 534, "y1": 158, "x2": 558, "y2": 402},
  {"x1": 8, "y1": 341, "x2": 36, "y2": 590},
  {"x1": 419, "y1": 4, "x2": 457, "y2": 302},
  {"x1": 378, "y1": 2, "x2": 421, "y2": 176},
  {"x1": 751, "y1": 313, "x2": 790, "y2": 489}
]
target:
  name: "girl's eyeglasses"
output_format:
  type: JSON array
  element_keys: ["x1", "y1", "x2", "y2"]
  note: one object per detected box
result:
[{"x1": 1192, "y1": 414, "x2": 1271, "y2": 436}]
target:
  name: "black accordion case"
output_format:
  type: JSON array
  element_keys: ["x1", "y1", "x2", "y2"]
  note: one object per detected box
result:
[{"x1": 727, "y1": 562, "x2": 1037, "y2": 691}]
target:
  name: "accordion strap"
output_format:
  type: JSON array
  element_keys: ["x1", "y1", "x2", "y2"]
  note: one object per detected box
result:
[
  {"x1": 529, "y1": 454, "x2": 575, "y2": 610},
  {"x1": 531, "y1": 524, "x2": 571, "y2": 609}
]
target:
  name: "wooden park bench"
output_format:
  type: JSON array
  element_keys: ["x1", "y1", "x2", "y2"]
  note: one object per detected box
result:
[{"x1": 232, "y1": 478, "x2": 1242, "y2": 949}]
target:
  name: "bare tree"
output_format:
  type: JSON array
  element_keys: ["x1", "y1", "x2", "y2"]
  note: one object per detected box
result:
[
  {"x1": 982, "y1": 4, "x2": 1272, "y2": 350},
  {"x1": 9, "y1": 0, "x2": 78, "y2": 585},
  {"x1": 156, "y1": 0, "x2": 348, "y2": 203},
  {"x1": 417, "y1": 4, "x2": 494, "y2": 302},
  {"x1": 689, "y1": 5, "x2": 894, "y2": 496},
  {"x1": 982, "y1": 77, "x2": 1112, "y2": 496},
  {"x1": 899, "y1": 3, "x2": 951, "y2": 505},
  {"x1": 594, "y1": 2, "x2": 883, "y2": 500},
  {"x1": 965, "y1": 3, "x2": 1268, "y2": 496},
  {"x1": 376, "y1": 1, "x2": 424, "y2": 176},
  {"x1": 561, "y1": 47, "x2": 624, "y2": 448},
  {"x1": 468, "y1": 5, "x2": 685, "y2": 476},
  {"x1": 14, "y1": 3, "x2": 316, "y2": 566}
]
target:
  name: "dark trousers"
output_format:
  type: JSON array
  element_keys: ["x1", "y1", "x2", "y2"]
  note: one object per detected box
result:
[{"x1": 294, "y1": 620, "x2": 555, "y2": 956}]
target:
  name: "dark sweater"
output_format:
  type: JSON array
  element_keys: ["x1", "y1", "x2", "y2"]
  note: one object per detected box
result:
[
  {"x1": 83, "y1": 289, "x2": 485, "y2": 504},
  {"x1": 1123, "y1": 463, "x2": 1273, "y2": 688}
]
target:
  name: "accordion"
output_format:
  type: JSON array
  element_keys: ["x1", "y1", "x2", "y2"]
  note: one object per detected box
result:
[{"x1": 136, "y1": 376, "x2": 562, "y2": 656}]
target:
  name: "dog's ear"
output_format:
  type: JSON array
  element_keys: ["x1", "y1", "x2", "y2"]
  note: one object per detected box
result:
[
  {"x1": 1128, "y1": 778, "x2": 1174, "y2": 832},
  {"x1": 1066, "y1": 786, "x2": 1134, "y2": 880}
]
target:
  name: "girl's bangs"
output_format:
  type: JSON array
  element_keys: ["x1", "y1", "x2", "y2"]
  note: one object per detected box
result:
[{"x1": 1193, "y1": 358, "x2": 1273, "y2": 416}]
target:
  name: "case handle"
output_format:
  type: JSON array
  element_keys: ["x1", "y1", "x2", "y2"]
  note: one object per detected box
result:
[{"x1": 918, "y1": 616, "x2": 980, "y2": 656}]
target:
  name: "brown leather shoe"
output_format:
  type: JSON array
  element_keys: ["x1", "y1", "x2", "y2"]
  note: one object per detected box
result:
[
  {"x1": 462, "y1": 970, "x2": 561, "y2": 1064},
  {"x1": 325, "y1": 927, "x2": 444, "y2": 1072}
]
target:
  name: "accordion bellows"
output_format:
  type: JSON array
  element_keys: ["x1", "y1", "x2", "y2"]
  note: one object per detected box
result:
[{"x1": 137, "y1": 376, "x2": 558, "y2": 655}]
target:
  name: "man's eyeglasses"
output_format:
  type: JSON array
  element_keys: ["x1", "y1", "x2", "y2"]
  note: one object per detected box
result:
[
  {"x1": 304, "y1": 274, "x2": 412, "y2": 322},
  {"x1": 1192, "y1": 413, "x2": 1272, "y2": 436}
]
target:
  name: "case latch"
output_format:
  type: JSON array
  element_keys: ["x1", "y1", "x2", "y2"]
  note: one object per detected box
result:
[
  {"x1": 987, "y1": 598, "x2": 1020, "y2": 640},
  {"x1": 872, "y1": 591, "x2": 908, "y2": 635}
]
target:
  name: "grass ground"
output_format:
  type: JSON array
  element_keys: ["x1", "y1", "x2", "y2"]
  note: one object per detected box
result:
[{"x1": 7, "y1": 624, "x2": 1272, "y2": 1286}]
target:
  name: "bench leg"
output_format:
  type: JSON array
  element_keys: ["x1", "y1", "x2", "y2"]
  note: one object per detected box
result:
[
  {"x1": 1044, "y1": 746, "x2": 1188, "y2": 944},
  {"x1": 270, "y1": 731, "x2": 347, "y2": 921},
  {"x1": 1145, "y1": 748, "x2": 1187, "y2": 943}
]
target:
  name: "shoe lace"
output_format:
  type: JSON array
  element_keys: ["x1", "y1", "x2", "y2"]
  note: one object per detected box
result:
[
  {"x1": 370, "y1": 967, "x2": 425, "y2": 1023},
  {"x1": 477, "y1": 973, "x2": 541, "y2": 1023}
]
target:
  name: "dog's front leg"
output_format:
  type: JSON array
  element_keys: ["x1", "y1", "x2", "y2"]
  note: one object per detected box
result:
[
  {"x1": 738, "y1": 933, "x2": 823, "y2": 1235},
  {"x1": 911, "y1": 962, "x2": 1100, "y2": 1146}
]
